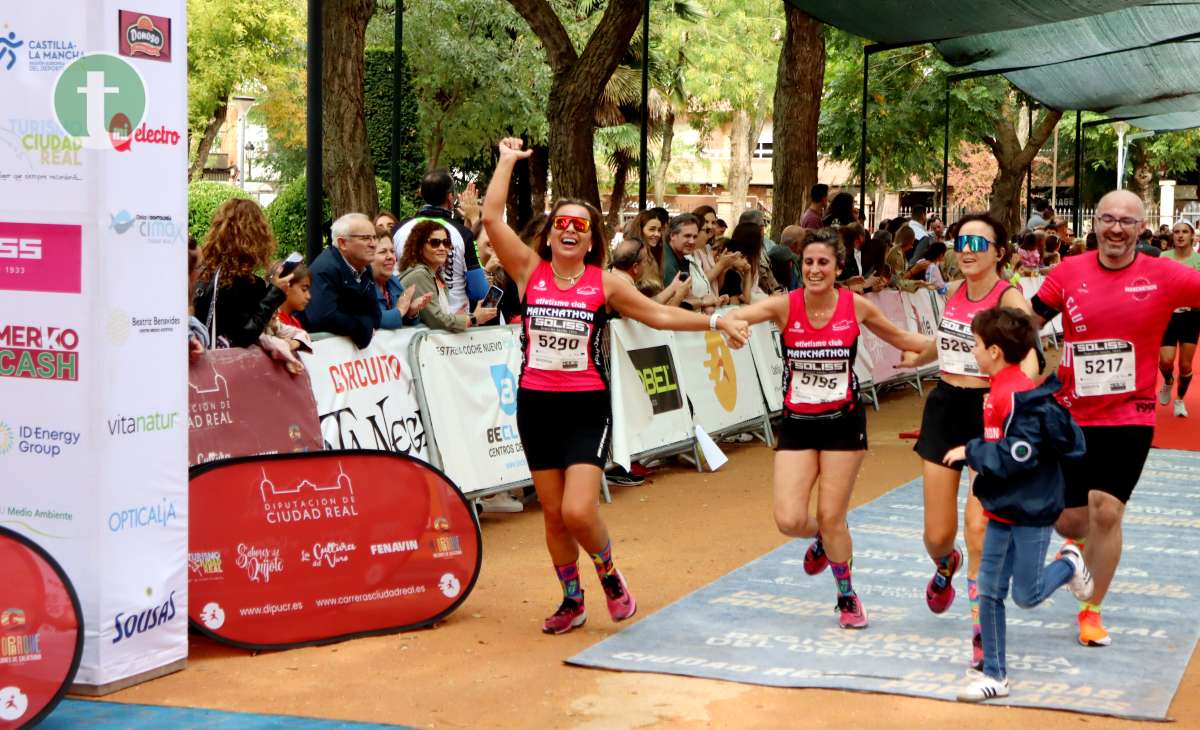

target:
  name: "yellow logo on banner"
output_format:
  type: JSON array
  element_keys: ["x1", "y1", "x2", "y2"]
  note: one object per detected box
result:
[{"x1": 703, "y1": 331, "x2": 737, "y2": 411}]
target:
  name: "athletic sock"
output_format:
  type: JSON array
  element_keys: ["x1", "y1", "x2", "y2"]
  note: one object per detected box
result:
[
  {"x1": 555, "y1": 562, "x2": 584, "y2": 603},
  {"x1": 932, "y1": 552, "x2": 955, "y2": 589},
  {"x1": 1161, "y1": 364, "x2": 1175, "y2": 383},
  {"x1": 1080, "y1": 600, "x2": 1102, "y2": 614},
  {"x1": 1179, "y1": 373, "x2": 1194, "y2": 399},
  {"x1": 830, "y1": 558, "x2": 855, "y2": 597},
  {"x1": 589, "y1": 541, "x2": 616, "y2": 579},
  {"x1": 968, "y1": 578, "x2": 981, "y2": 637}
]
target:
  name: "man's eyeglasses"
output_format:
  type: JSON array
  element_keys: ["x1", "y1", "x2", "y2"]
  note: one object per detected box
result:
[
  {"x1": 425, "y1": 237, "x2": 451, "y2": 249},
  {"x1": 954, "y1": 234, "x2": 992, "y2": 253},
  {"x1": 553, "y1": 215, "x2": 592, "y2": 233},
  {"x1": 1095, "y1": 213, "x2": 1141, "y2": 229}
]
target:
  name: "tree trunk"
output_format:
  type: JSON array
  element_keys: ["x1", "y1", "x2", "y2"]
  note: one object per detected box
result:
[
  {"x1": 1132, "y1": 145, "x2": 1154, "y2": 211},
  {"x1": 507, "y1": 0, "x2": 645, "y2": 208},
  {"x1": 323, "y1": 0, "x2": 378, "y2": 218},
  {"x1": 530, "y1": 144, "x2": 549, "y2": 215},
  {"x1": 985, "y1": 96, "x2": 1062, "y2": 237},
  {"x1": 607, "y1": 154, "x2": 630, "y2": 234},
  {"x1": 873, "y1": 160, "x2": 887, "y2": 229},
  {"x1": 654, "y1": 107, "x2": 676, "y2": 207},
  {"x1": 188, "y1": 102, "x2": 227, "y2": 182},
  {"x1": 728, "y1": 110, "x2": 752, "y2": 218},
  {"x1": 506, "y1": 151, "x2": 532, "y2": 232},
  {"x1": 426, "y1": 120, "x2": 445, "y2": 171},
  {"x1": 770, "y1": 5, "x2": 824, "y2": 241}
]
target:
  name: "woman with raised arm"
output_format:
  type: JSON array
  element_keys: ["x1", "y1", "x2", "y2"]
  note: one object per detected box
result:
[
  {"x1": 731, "y1": 228, "x2": 932, "y2": 629},
  {"x1": 898, "y1": 212, "x2": 1036, "y2": 670},
  {"x1": 482, "y1": 138, "x2": 750, "y2": 635}
]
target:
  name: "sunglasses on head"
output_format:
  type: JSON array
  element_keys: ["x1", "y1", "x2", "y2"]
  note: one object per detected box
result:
[
  {"x1": 954, "y1": 234, "x2": 993, "y2": 253},
  {"x1": 552, "y1": 215, "x2": 592, "y2": 234},
  {"x1": 426, "y1": 237, "x2": 451, "y2": 249}
]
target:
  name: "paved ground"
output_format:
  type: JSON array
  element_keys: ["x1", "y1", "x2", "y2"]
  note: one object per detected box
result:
[{"x1": 100, "y1": 385, "x2": 1199, "y2": 729}]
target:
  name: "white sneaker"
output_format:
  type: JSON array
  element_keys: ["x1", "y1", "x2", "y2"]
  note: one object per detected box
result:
[
  {"x1": 1174, "y1": 399, "x2": 1189, "y2": 418},
  {"x1": 479, "y1": 491, "x2": 523, "y2": 513},
  {"x1": 957, "y1": 675, "x2": 1010, "y2": 702},
  {"x1": 1059, "y1": 543, "x2": 1094, "y2": 602},
  {"x1": 1159, "y1": 380, "x2": 1173, "y2": 406}
]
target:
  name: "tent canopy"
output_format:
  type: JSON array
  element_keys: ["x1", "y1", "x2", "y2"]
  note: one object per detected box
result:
[{"x1": 788, "y1": 0, "x2": 1200, "y2": 130}]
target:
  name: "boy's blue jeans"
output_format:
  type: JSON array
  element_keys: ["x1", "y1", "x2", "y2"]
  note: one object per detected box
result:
[{"x1": 977, "y1": 519, "x2": 1075, "y2": 680}]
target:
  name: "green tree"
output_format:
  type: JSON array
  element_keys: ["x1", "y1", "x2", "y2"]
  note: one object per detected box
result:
[
  {"x1": 187, "y1": 0, "x2": 304, "y2": 180},
  {"x1": 505, "y1": 0, "x2": 647, "y2": 207},
  {"x1": 266, "y1": 175, "x2": 408, "y2": 257},
  {"x1": 188, "y1": 182, "x2": 253, "y2": 243},
  {"x1": 771, "y1": 5, "x2": 825, "y2": 239},
  {"x1": 685, "y1": 0, "x2": 784, "y2": 216},
  {"x1": 364, "y1": 47, "x2": 426, "y2": 210},
  {"x1": 370, "y1": 0, "x2": 550, "y2": 174}
]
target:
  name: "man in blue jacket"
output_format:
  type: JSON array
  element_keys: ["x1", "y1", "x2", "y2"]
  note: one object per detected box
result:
[{"x1": 300, "y1": 213, "x2": 382, "y2": 349}]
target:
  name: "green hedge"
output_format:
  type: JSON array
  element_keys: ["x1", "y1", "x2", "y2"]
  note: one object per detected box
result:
[
  {"x1": 188, "y1": 181, "x2": 253, "y2": 243},
  {"x1": 266, "y1": 175, "x2": 412, "y2": 258},
  {"x1": 364, "y1": 46, "x2": 425, "y2": 211}
]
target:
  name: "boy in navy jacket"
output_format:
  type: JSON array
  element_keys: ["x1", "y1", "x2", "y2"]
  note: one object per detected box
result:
[{"x1": 942, "y1": 307, "x2": 1092, "y2": 702}]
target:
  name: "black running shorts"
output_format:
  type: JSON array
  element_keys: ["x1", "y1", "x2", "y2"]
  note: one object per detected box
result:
[
  {"x1": 914, "y1": 381, "x2": 987, "y2": 470},
  {"x1": 777, "y1": 406, "x2": 868, "y2": 452},
  {"x1": 1162, "y1": 309, "x2": 1200, "y2": 347},
  {"x1": 1062, "y1": 425, "x2": 1154, "y2": 508},
  {"x1": 516, "y1": 388, "x2": 611, "y2": 471}
]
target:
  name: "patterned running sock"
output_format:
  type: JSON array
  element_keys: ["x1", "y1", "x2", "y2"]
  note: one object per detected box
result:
[
  {"x1": 830, "y1": 558, "x2": 855, "y2": 597},
  {"x1": 589, "y1": 541, "x2": 616, "y2": 579},
  {"x1": 932, "y1": 551, "x2": 956, "y2": 589},
  {"x1": 1160, "y1": 364, "x2": 1175, "y2": 383},
  {"x1": 555, "y1": 562, "x2": 584, "y2": 602},
  {"x1": 1080, "y1": 600, "x2": 1102, "y2": 614},
  {"x1": 1180, "y1": 373, "x2": 1194, "y2": 399},
  {"x1": 968, "y1": 578, "x2": 981, "y2": 637}
]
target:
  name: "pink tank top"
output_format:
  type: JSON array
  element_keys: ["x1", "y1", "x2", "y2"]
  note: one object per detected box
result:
[
  {"x1": 937, "y1": 279, "x2": 1010, "y2": 378},
  {"x1": 781, "y1": 287, "x2": 860, "y2": 415},
  {"x1": 520, "y1": 260, "x2": 608, "y2": 392}
]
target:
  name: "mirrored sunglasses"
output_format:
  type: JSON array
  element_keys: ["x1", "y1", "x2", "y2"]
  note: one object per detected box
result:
[
  {"x1": 954, "y1": 234, "x2": 992, "y2": 253},
  {"x1": 553, "y1": 215, "x2": 592, "y2": 233}
]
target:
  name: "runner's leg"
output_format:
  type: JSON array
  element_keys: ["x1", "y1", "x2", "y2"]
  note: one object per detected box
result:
[
  {"x1": 532, "y1": 468, "x2": 588, "y2": 634},
  {"x1": 774, "y1": 450, "x2": 820, "y2": 538},
  {"x1": 817, "y1": 449, "x2": 868, "y2": 628},
  {"x1": 1082, "y1": 491, "x2": 1125, "y2": 607}
]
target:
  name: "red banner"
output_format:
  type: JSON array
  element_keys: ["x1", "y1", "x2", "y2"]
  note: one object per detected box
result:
[
  {"x1": 188, "y1": 451, "x2": 481, "y2": 649},
  {"x1": 0, "y1": 527, "x2": 82, "y2": 729},
  {"x1": 188, "y1": 349, "x2": 323, "y2": 466}
]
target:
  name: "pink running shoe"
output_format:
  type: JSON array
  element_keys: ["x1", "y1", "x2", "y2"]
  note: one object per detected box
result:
[
  {"x1": 836, "y1": 594, "x2": 868, "y2": 629},
  {"x1": 803, "y1": 538, "x2": 829, "y2": 575},
  {"x1": 926, "y1": 548, "x2": 961, "y2": 614},
  {"x1": 542, "y1": 596, "x2": 587, "y2": 635},
  {"x1": 601, "y1": 570, "x2": 638, "y2": 622}
]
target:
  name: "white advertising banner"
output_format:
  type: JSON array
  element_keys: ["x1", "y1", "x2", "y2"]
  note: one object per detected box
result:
[
  {"x1": 672, "y1": 320, "x2": 767, "y2": 435},
  {"x1": 412, "y1": 326, "x2": 530, "y2": 495},
  {"x1": 609, "y1": 319, "x2": 694, "y2": 469},
  {"x1": 901, "y1": 289, "x2": 943, "y2": 378},
  {"x1": 0, "y1": 0, "x2": 188, "y2": 689},
  {"x1": 746, "y1": 320, "x2": 784, "y2": 414},
  {"x1": 300, "y1": 330, "x2": 429, "y2": 459}
]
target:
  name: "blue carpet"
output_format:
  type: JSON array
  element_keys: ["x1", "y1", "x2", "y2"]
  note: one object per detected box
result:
[
  {"x1": 43, "y1": 700, "x2": 412, "y2": 728},
  {"x1": 569, "y1": 449, "x2": 1200, "y2": 721}
]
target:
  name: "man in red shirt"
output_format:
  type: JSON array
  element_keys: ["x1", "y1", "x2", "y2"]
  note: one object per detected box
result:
[{"x1": 1031, "y1": 190, "x2": 1200, "y2": 647}]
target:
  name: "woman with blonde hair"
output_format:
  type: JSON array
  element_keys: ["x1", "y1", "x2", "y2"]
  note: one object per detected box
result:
[{"x1": 193, "y1": 198, "x2": 291, "y2": 348}]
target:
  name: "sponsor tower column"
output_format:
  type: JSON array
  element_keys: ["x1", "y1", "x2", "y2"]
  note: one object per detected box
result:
[{"x1": 0, "y1": 0, "x2": 187, "y2": 692}]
